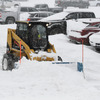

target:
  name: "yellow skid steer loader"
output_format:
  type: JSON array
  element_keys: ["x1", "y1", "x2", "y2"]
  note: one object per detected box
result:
[{"x1": 2, "y1": 21, "x2": 62, "y2": 70}]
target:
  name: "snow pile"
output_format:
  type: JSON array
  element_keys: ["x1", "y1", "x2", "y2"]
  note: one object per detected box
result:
[
  {"x1": 67, "y1": 20, "x2": 88, "y2": 36},
  {"x1": 0, "y1": 58, "x2": 100, "y2": 100},
  {"x1": 30, "y1": 51, "x2": 58, "y2": 61}
]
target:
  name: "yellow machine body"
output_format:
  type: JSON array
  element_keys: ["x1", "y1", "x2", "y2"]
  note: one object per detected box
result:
[{"x1": 7, "y1": 28, "x2": 56, "y2": 61}]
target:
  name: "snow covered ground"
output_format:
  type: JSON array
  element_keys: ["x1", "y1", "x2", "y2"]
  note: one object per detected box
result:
[
  {"x1": 0, "y1": 1, "x2": 100, "y2": 99},
  {"x1": 0, "y1": 24, "x2": 100, "y2": 100}
]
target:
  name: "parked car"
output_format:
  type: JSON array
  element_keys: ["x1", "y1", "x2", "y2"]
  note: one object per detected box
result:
[
  {"x1": 68, "y1": 21, "x2": 100, "y2": 45},
  {"x1": 34, "y1": 4, "x2": 49, "y2": 11},
  {"x1": 0, "y1": 8, "x2": 19, "y2": 24},
  {"x1": 55, "y1": 0, "x2": 89, "y2": 8},
  {"x1": 27, "y1": 11, "x2": 54, "y2": 21},
  {"x1": 19, "y1": 7, "x2": 39, "y2": 21},
  {"x1": 89, "y1": 32, "x2": 100, "y2": 51},
  {"x1": 0, "y1": 0, "x2": 20, "y2": 8},
  {"x1": 40, "y1": 10, "x2": 96, "y2": 35},
  {"x1": 34, "y1": 4, "x2": 63, "y2": 13}
]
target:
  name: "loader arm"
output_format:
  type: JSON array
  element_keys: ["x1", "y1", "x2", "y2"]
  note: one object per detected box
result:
[{"x1": 7, "y1": 28, "x2": 34, "y2": 60}]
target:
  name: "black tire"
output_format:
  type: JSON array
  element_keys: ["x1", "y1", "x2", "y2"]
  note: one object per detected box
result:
[
  {"x1": 95, "y1": 48, "x2": 100, "y2": 52},
  {"x1": 49, "y1": 28, "x2": 63, "y2": 35},
  {"x1": 58, "y1": 56, "x2": 63, "y2": 61},
  {"x1": 14, "y1": 4, "x2": 19, "y2": 7},
  {"x1": 6, "y1": 17, "x2": 15, "y2": 24},
  {"x1": 96, "y1": 3, "x2": 100, "y2": 6},
  {"x1": 2, "y1": 54, "x2": 14, "y2": 71}
]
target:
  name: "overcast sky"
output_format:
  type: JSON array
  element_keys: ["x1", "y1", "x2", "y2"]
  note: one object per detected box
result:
[{"x1": 21, "y1": 0, "x2": 55, "y2": 7}]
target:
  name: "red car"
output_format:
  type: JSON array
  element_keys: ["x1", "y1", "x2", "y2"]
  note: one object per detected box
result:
[{"x1": 68, "y1": 22, "x2": 100, "y2": 45}]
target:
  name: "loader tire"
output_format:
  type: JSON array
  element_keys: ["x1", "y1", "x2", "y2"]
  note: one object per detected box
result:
[{"x1": 2, "y1": 54, "x2": 14, "y2": 71}]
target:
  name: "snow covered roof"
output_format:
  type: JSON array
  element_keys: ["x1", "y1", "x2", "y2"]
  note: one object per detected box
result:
[
  {"x1": 40, "y1": 10, "x2": 94, "y2": 21},
  {"x1": 40, "y1": 11, "x2": 69, "y2": 21},
  {"x1": 29, "y1": 11, "x2": 53, "y2": 14}
]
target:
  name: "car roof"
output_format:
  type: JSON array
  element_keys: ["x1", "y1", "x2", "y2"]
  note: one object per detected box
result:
[
  {"x1": 29, "y1": 11, "x2": 53, "y2": 14},
  {"x1": 40, "y1": 11, "x2": 69, "y2": 21},
  {"x1": 64, "y1": 8, "x2": 94, "y2": 13},
  {"x1": 66, "y1": 11, "x2": 94, "y2": 13},
  {"x1": 21, "y1": 7, "x2": 35, "y2": 8},
  {"x1": 35, "y1": 4, "x2": 48, "y2": 6},
  {"x1": 40, "y1": 10, "x2": 94, "y2": 21}
]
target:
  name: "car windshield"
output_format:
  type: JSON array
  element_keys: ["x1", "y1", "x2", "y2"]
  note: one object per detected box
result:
[
  {"x1": 40, "y1": 5, "x2": 48, "y2": 8},
  {"x1": 29, "y1": 13, "x2": 37, "y2": 17},
  {"x1": 35, "y1": 5, "x2": 40, "y2": 8},
  {"x1": 21, "y1": 7, "x2": 27, "y2": 12},
  {"x1": 21, "y1": 7, "x2": 38, "y2": 12},
  {"x1": 28, "y1": 8, "x2": 38, "y2": 12}
]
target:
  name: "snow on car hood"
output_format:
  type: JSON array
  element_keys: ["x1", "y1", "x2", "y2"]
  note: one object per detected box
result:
[
  {"x1": 67, "y1": 20, "x2": 88, "y2": 37},
  {"x1": 67, "y1": 18, "x2": 100, "y2": 38},
  {"x1": 40, "y1": 12, "x2": 69, "y2": 21},
  {"x1": 89, "y1": 32, "x2": 100, "y2": 43}
]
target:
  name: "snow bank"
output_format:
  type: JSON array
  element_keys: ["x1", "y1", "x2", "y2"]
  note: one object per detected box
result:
[
  {"x1": 0, "y1": 6, "x2": 100, "y2": 100},
  {"x1": 0, "y1": 25, "x2": 100, "y2": 99}
]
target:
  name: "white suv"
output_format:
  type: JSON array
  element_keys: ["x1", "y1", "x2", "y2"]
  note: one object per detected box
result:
[
  {"x1": 89, "y1": 0, "x2": 100, "y2": 6},
  {"x1": 0, "y1": 0, "x2": 20, "y2": 8}
]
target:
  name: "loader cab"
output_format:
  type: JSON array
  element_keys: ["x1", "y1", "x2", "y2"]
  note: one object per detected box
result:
[{"x1": 16, "y1": 21, "x2": 49, "y2": 50}]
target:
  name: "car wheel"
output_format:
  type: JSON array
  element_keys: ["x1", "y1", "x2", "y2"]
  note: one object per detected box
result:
[
  {"x1": 96, "y1": 3, "x2": 100, "y2": 6},
  {"x1": 6, "y1": 17, "x2": 15, "y2": 24},
  {"x1": 95, "y1": 48, "x2": 100, "y2": 52},
  {"x1": 2, "y1": 54, "x2": 14, "y2": 71},
  {"x1": 49, "y1": 28, "x2": 63, "y2": 35},
  {"x1": 14, "y1": 4, "x2": 19, "y2": 7}
]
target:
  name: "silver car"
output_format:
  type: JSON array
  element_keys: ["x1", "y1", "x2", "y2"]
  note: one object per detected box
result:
[{"x1": 27, "y1": 11, "x2": 54, "y2": 21}]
